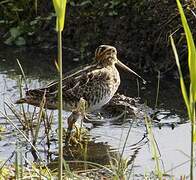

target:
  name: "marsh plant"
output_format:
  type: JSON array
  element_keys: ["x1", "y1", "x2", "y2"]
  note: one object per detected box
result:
[
  {"x1": 144, "y1": 117, "x2": 163, "y2": 179},
  {"x1": 170, "y1": 0, "x2": 196, "y2": 179},
  {"x1": 52, "y1": 0, "x2": 67, "y2": 179}
]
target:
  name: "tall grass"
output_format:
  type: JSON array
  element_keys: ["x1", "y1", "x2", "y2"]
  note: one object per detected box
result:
[
  {"x1": 52, "y1": 0, "x2": 67, "y2": 179},
  {"x1": 144, "y1": 117, "x2": 162, "y2": 179},
  {"x1": 170, "y1": 0, "x2": 196, "y2": 179}
]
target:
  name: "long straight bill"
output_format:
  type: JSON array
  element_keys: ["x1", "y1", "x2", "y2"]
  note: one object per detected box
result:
[{"x1": 117, "y1": 60, "x2": 146, "y2": 84}]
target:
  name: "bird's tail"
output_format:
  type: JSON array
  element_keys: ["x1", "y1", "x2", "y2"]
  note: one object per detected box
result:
[{"x1": 15, "y1": 98, "x2": 27, "y2": 104}]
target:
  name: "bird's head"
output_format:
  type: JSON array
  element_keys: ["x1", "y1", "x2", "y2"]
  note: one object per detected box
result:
[
  {"x1": 95, "y1": 45, "x2": 146, "y2": 83},
  {"x1": 95, "y1": 45, "x2": 118, "y2": 66}
]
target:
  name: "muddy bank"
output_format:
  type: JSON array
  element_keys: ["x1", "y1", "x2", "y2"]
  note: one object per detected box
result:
[{"x1": 1, "y1": 0, "x2": 196, "y2": 75}]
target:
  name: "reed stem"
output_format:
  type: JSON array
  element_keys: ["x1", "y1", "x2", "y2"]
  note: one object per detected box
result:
[
  {"x1": 57, "y1": 19, "x2": 63, "y2": 179},
  {"x1": 190, "y1": 102, "x2": 195, "y2": 180}
]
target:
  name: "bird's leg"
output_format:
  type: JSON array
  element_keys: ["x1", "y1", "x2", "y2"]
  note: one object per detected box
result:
[
  {"x1": 65, "y1": 98, "x2": 87, "y2": 145},
  {"x1": 65, "y1": 110, "x2": 81, "y2": 145}
]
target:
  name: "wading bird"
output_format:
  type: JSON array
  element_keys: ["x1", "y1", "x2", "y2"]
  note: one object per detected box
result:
[{"x1": 16, "y1": 45, "x2": 145, "y2": 141}]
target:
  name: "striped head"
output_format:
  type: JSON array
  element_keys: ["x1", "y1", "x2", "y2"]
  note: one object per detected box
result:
[
  {"x1": 95, "y1": 45, "x2": 118, "y2": 66},
  {"x1": 95, "y1": 45, "x2": 146, "y2": 83}
]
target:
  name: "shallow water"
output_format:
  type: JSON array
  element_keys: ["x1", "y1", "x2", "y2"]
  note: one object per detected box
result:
[{"x1": 0, "y1": 46, "x2": 195, "y2": 178}]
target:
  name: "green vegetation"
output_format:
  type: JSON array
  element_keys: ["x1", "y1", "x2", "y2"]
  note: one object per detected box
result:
[
  {"x1": 1, "y1": 0, "x2": 196, "y2": 74},
  {"x1": 52, "y1": 0, "x2": 67, "y2": 179},
  {"x1": 0, "y1": 0, "x2": 196, "y2": 179},
  {"x1": 144, "y1": 117, "x2": 162, "y2": 179},
  {"x1": 171, "y1": 0, "x2": 196, "y2": 179},
  {"x1": 0, "y1": 0, "x2": 53, "y2": 46}
]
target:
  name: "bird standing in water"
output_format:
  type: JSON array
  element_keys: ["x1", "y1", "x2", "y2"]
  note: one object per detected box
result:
[{"x1": 16, "y1": 45, "x2": 145, "y2": 140}]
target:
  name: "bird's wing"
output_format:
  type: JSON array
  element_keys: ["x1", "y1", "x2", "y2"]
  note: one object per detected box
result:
[
  {"x1": 62, "y1": 68, "x2": 110, "y2": 104},
  {"x1": 25, "y1": 62, "x2": 104, "y2": 100},
  {"x1": 47, "y1": 60, "x2": 98, "y2": 87}
]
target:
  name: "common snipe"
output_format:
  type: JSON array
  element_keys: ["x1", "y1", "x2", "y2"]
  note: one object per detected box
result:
[
  {"x1": 16, "y1": 45, "x2": 144, "y2": 110},
  {"x1": 16, "y1": 45, "x2": 144, "y2": 138}
]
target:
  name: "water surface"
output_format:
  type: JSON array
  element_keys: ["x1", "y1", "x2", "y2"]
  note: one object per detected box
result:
[{"x1": 0, "y1": 46, "x2": 194, "y2": 178}]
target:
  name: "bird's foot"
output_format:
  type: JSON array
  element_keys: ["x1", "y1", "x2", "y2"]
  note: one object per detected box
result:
[
  {"x1": 65, "y1": 111, "x2": 81, "y2": 145},
  {"x1": 83, "y1": 113, "x2": 105, "y2": 125},
  {"x1": 65, "y1": 111, "x2": 89, "y2": 148}
]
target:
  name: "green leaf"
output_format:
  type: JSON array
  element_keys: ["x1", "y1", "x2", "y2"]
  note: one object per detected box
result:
[
  {"x1": 10, "y1": 27, "x2": 22, "y2": 38},
  {"x1": 30, "y1": 19, "x2": 39, "y2": 26},
  {"x1": 52, "y1": 0, "x2": 67, "y2": 31},
  {"x1": 15, "y1": 37, "x2": 26, "y2": 46},
  {"x1": 170, "y1": 35, "x2": 191, "y2": 119},
  {"x1": 69, "y1": 1, "x2": 75, "y2": 6},
  {"x1": 194, "y1": 130, "x2": 196, "y2": 143},
  {"x1": 4, "y1": 36, "x2": 14, "y2": 45},
  {"x1": 176, "y1": 0, "x2": 196, "y2": 101},
  {"x1": 80, "y1": 0, "x2": 92, "y2": 6}
]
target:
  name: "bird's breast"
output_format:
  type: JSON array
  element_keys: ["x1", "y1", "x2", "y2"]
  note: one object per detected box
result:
[{"x1": 88, "y1": 67, "x2": 120, "y2": 112}]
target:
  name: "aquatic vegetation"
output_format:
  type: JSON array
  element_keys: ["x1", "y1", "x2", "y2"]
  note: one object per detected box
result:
[
  {"x1": 52, "y1": 0, "x2": 67, "y2": 179},
  {"x1": 170, "y1": 0, "x2": 196, "y2": 179},
  {"x1": 0, "y1": 159, "x2": 83, "y2": 179},
  {"x1": 144, "y1": 116, "x2": 162, "y2": 179},
  {"x1": 0, "y1": 99, "x2": 90, "y2": 179},
  {"x1": 1, "y1": 0, "x2": 196, "y2": 179}
]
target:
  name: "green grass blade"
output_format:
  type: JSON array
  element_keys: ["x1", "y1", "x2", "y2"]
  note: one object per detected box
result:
[
  {"x1": 170, "y1": 35, "x2": 191, "y2": 118},
  {"x1": 52, "y1": 0, "x2": 67, "y2": 31},
  {"x1": 176, "y1": 0, "x2": 196, "y2": 100},
  {"x1": 144, "y1": 116, "x2": 162, "y2": 178},
  {"x1": 176, "y1": 1, "x2": 196, "y2": 179},
  {"x1": 52, "y1": 1, "x2": 67, "y2": 179},
  {"x1": 194, "y1": 131, "x2": 196, "y2": 142}
]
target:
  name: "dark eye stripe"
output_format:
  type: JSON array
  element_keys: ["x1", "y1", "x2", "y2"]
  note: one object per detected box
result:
[
  {"x1": 98, "y1": 46, "x2": 107, "y2": 54},
  {"x1": 97, "y1": 46, "x2": 111, "y2": 57},
  {"x1": 95, "y1": 45, "x2": 116, "y2": 59}
]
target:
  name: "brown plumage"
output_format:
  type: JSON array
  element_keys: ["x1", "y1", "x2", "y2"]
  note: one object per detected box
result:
[{"x1": 16, "y1": 45, "x2": 144, "y2": 112}]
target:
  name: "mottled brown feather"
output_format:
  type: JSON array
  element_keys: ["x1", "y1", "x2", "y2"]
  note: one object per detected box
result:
[{"x1": 16, "y1": 45, "x2": 121, "y2": 112}]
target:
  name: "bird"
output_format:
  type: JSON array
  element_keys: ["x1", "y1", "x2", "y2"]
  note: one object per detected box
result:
[
  {"x1": 16, "y1": 45, "x2": 144, "y2": 111},
  {"x1": 15, "y1": 45, "x2": 145, "y2": 140}
]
